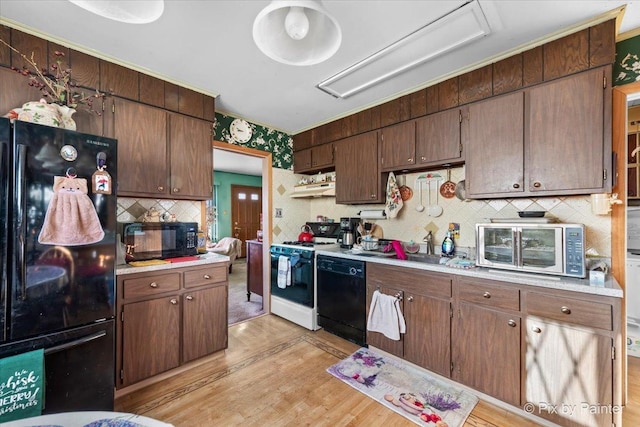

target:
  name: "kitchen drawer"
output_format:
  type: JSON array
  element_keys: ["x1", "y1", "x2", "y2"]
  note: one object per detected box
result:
[
  {"x1": 123, "y1": 273, "x2": 181, "y2": 299},
  {"x1": 526, "y1": 292, "x2": 612, "y2": 330},
  {"x1": 184, "y1": 264, "x2": 227, "y2": 288},
  {"x1": 367, "y1": 263, "x2": 452, "y2": 299},
  {"x1": 456, "y1": 280, "x2": 520, "y2": 311}
]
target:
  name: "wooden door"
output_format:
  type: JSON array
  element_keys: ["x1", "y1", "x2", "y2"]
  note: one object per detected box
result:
[
  {"x1": 121, "y1": 297, "x2": 180, "y2": 386},
  {"x1": 526, "y1": 67, "x2": 607, "y2": 193},
  {"x1": 108, "y1": 98, "x2": 168, "y2": 196},
  {"x1": 404, "y1": 294, "x2": 451, "y2": 378},
  {"x1": 365, "y1": 283, "x2": 404, "y2": 357},
  {"x1": 465, "y1": 91, "x2": 524, "y2": 198},
  {"x1": 335, "y1": 131, "x2": 383, "y2": 204},
  {"x1": 453, "y1": 303, "x2": 521, "y2": 406},
  {"x1": 380, "y1": 120, "x2": 416, "y2": 171},
  {"x1": 169, "y1": 114, "x2": 213, "y2": 199},
  {"x1": 415, "y1": 108, "x2": 463, "y2": 167},
  {"x1": 182, "y1": 285, "x2": 228, "y2": 363},
  {"x1": 524, "y1": 318, "x2": 613, "y2": 427},
  {"x1": 231, "y1": 185, "x2": 262, "y2": 257}
]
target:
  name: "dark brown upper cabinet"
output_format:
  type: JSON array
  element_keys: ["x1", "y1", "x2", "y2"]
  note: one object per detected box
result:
[
  {"x1": 459, "y1": 65, "x2": 492, "y2": 105},
  {"x1": 69, "y1": 49, "x2": 100, "y2": 90},
  {"x1": 100, "y1": 61, "x2": 139, "y2": 100},
  {"x1": 139, "y1": 73, "x2": 165, "y2": 108},
  {"x1": 493, "y1": 55, "x2": 523, "y2": 95},
  {"x1": 380, "y1": 121, "x2": 416, "y2": 172},
  {"x1": 543, "y1": 28, "x2": 589, "y2": 81},
  {"x1": 415, "y1": 108, "x2": 464, "y2": 168}
]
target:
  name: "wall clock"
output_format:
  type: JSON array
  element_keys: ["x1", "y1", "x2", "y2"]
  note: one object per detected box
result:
[{"x1": 229, "y1": 118, "x2": 253, "y2": 143}]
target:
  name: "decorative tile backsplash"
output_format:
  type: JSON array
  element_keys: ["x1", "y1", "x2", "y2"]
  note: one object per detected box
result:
[
  {"x1": 117, "y1": 197, "x2": 202, "y2": 226},
  {"x1": 272, "y1": 166, "x2": 612, "y2": 258}
]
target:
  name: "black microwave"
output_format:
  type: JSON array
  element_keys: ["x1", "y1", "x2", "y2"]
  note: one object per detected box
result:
[{"x1": 119, "y1": 222, "x2": 198, "y2": 262}]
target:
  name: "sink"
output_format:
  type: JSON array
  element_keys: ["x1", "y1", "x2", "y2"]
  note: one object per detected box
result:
[
  {"x1": 405, "y1": 253, "x2": 445, "y2": 264},
  {"x1": 347, "y1": 250, "x2": 396, "y2": 258}
]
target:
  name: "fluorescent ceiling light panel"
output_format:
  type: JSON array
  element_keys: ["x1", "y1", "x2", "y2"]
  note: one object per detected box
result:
[{"x1": 317, "y1": 0, "x2": 491, "y2": 99}]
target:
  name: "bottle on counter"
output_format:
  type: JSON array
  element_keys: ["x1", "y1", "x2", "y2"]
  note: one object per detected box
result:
[
  {"x1": 442, "y1": 230, "x2": 455, "y2": 257},
  {"x1": 197, "y1": 230, "x2": 207, "y2": 254}
]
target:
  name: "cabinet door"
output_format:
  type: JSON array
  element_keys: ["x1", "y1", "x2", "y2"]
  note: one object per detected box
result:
[
  {"x1": 415, "y1": 109, "x2": 463, "y2": 167},
  {"x1": 466, "y1": 92, "x2": 524, "y2": 198},
  {"x1": 335, "y1": 131, "x2": 383, "y2": 204},
  {"x1": 109, "y1": 98, "x2": 168, "y2": 196},
  {"x1": 453, "y1": 303, "x2": 520, "y2": 406},
  {"x1": 246, "y1": 240, "x2": 263, "y2": 298},
  {"x1": 526, "y1": 67, "x2": 608, "y2": 193},
  {"x1": 169, "y1": 114, "x2": 213, "y2": 199},
  {"x1": 380, "y1": 121, "x2": 416, "y2": 171},
  {"x1": 524, "y1": 318, "x2": 613, "y2": 427},
  {"x1": 311, "y1": 143, "x2": 334, "y2": 170},
  {"x1": 404, "y1": 294, "x2": 451, "y2": 378},
  {"x1": 183, "y1": 285, "x2": 228, "y2": 363},
  {"x1": 365, "y1": 283, "x2": 404, "y2": 357},
  {"x1": 293, "y1": 148, "x2": 312, "y2": 173},
  {"x1": 121, "y1": 296, "x2": 180, "y2": 386}
]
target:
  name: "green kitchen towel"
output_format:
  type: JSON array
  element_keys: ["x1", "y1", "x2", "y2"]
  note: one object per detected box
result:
[{"x1": 0, "y1": 349, "x2": 44, "y2": 422}]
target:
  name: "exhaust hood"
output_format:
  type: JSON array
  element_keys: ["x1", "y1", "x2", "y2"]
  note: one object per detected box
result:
[{"x1": 291, "y1": 181, "x2": 336, "y2": 198}]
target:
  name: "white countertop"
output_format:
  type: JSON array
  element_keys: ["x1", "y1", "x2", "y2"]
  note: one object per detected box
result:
[
  {"x1": 115, "y1": 253, "x2": 230, "y2": 276},
  {"x1": 316, "y1": 248, "x2": 623, "y2": 298}
]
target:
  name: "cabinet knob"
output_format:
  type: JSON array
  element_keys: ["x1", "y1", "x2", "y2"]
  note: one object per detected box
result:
[
  {"x1": 507, "y1": 319, "x2": 517, "y2": 327},
  {"x1": 483, "y1": 291, "x2": 491, "y2": 299},
  {"x1": 149, "y1": 282, "x2": 158, "y2": 288},
  {"x1": 370, "y1": 194, "x2": 377, "y2": 199},
  {"x1": 560, "y1": 306, "x2": 571, "y2": 314},
  {"x1": 533, "y1": 181, "x2": 541, "y2": 188},
  {"x1": 157, "y1": 186, "x2": 164, "y2": 192},
  {"x1": 394, "y1": 292, "x2": 403, "y2": 301},
  {"x1": 407, "y1": 296, "x2": 414, "y2": 302},
  {"x1": 186, "y1": 295, "x2": 194, "y2": 301},
  {"x1": 512, "y1": 183, "x2": 520, "y2": 189},
  {"x1": 421, "y1": 156, "x2": 426, "y2": 161},
  {"x1": 173, "y1": 188, "x2": 180, "y2": 193},
  {"x1": 532, "y1": 326, "x2": 542, "y2": 333},
  {"x1": 170, "y1": 298, "x2": 178, "y2": 305},
  {"x1": 204, "y1": 274, "x2": 211, "y2": 280},
  {"x1": 408, "y1": 158, "x2": 414, "y2": 163}
]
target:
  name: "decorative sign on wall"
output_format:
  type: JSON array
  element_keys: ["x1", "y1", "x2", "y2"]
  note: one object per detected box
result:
[
  {"x1": 0, "y1": 349, "x2": 44, "y2": 422},
  {"x1": 213, "y1": 113, "x2": 294, "y2": 170},
  {"x1": 615, "y1": 35, "x2": 640, "y2": 85}
]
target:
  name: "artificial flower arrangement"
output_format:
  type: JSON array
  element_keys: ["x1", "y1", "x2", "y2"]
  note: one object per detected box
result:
[{"x1": 0, "y1": 38, "x2": 108, "y2": 115}]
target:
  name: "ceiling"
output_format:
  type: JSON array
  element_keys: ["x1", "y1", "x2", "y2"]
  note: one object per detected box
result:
[{"x1": 1, "y1": 1, "x2": 640, "y2": 176}]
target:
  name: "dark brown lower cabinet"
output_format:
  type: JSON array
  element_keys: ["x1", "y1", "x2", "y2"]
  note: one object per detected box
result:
[
  {"x1": 246, "y1": 240, "x2": 263, "y2": 301},
  {"x1": 452, "y1": 302, "x2": 521, "y2": 406},
  {"x1": 116, "y1": 262, "x2": 228, "y2": 388},
  {"x1": 121, "y1": 296, "x2": 180, "y2": 387}
]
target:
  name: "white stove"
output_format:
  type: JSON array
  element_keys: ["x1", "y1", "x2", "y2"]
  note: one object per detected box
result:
[{"x1": 270, "y1": 225, "x2": 341, "y2": 330}]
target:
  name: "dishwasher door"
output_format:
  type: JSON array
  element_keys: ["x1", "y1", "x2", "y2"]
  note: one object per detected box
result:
[{"x1": 316, "y1": 256, "x2": 366, "y2": 346}]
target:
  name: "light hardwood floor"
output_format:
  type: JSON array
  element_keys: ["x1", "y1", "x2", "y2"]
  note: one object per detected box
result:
[{"x1": 115, "y1": 314, "x2": 638, "y2": 426}]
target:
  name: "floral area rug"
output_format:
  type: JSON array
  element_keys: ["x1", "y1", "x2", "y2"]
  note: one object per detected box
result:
[{"x1": 327, "y1": 348, "x2": 478, "y2": 427}]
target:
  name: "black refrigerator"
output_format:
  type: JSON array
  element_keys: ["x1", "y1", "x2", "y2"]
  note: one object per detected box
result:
[{"x1": 0, "y1": 118, "x2": 117, "y2": 413}]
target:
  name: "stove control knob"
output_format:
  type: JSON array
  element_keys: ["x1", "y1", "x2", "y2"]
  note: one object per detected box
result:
[{"x1": 349, "y1": 267, "x2": 357, "y2": 275}]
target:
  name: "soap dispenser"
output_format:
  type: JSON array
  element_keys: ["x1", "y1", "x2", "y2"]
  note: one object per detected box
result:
[{"x1": 442, "y1": 230, "x2": 455, "y2": 257}]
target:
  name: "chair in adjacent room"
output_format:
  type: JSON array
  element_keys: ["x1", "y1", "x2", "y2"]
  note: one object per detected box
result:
[{"x1": 208, "y1": 237, "x2": 242, "y2": 273}]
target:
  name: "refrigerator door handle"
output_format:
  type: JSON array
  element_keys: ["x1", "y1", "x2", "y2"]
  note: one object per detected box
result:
[
  {"x1": 44, "y1": 330, "x2": 107, "y2": 355},
  {"x1": 15, "y1": 144, "x2": 27, "y2": 300}
]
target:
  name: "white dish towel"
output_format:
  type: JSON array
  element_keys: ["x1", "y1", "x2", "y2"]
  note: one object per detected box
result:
[
  {"x1": 384, "y1": 171, "x2": 403, "y2": 219},
  {"x1": 367, "y1": 290, "x2": 406, "y2": 340},
  {"x1": 277, "y1": 255, "x2": 291, "y2": 289}
]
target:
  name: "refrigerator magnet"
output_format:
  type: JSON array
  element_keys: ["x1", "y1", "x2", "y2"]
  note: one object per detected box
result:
[{"x1": 92, "y1": 167, "x2": 112, "y2": 194}]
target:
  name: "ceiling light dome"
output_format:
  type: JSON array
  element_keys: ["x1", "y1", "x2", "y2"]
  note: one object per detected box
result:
[
  {"x1": 68, "y1": 0, "x2": 165, "y2": 24},
  {"x1": 253, "y1": 0, "x2": 342, "y2": 66}
]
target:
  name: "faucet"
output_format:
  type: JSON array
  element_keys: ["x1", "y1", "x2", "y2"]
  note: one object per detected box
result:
[{"x1": 423, "y1": 231, "x2": 434, "y2": 255}]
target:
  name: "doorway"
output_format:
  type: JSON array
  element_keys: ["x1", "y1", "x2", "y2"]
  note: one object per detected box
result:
[{"x1": 231, "y1": 184, "x2": 262, "y2": 258}]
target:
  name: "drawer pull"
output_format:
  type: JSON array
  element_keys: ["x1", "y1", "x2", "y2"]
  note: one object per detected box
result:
[
  {"x1": 170, "y1": 298, "x2": 178, "y2": 305},
  {"x1": 203, "y1": 274, "x2": 211, "y2": 280},
  {"x1": 532, "y1": 326, "x2": 542, "y2": 333},
  {"x1": 173, "y1": 188, "x2": 180, "y2": 193},
  {"x1": 483, "y1": 292, "x2": 491, "y2": 299},
  {"x1": 560, "y1": 306, "x2": 571, "y2": 314},
  {"x1": 149, "y1": 282, "x2": 158, "y2": 288},
  {"x1": 394, "y1": 292, "x2": 403, "y2": 301},
  {"x1": 513, "y1": 183, "x2": 520, "y2": 189},
  {"x1": 533, "y1": 181, "x2": 541, "y2": 188},
  {"x1": 507, "y1": 319, "x2": 517, "y2": 327},
  {"x1": 186, "y1": 295, "x2": 194, "y2": 301},
  {"x1": 157, "y1": 186, "x2": 164, "y2": 192},
  {"x1": 407, "y1": 296, "x2": 414, "y2": 302}
]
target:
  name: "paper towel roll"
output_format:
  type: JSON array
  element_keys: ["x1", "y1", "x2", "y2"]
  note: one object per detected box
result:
[{"x1": 358, "y1": 210, "x2": 386, "y2": 219}]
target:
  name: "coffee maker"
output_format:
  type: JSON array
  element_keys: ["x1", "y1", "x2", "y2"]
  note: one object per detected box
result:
[{"x1": 338, "y1": 217, "x2": 360, "y2": 248}]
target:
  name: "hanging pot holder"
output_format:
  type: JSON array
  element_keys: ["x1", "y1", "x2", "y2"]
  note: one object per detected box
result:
[{"x1": 38, "y1": 171, "x2": 105, "y2": 246}]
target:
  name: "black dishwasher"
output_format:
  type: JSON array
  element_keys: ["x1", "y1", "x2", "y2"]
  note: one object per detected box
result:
[{"x1": 317, "y1": 255, "x2": 366, "y2": 346}]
